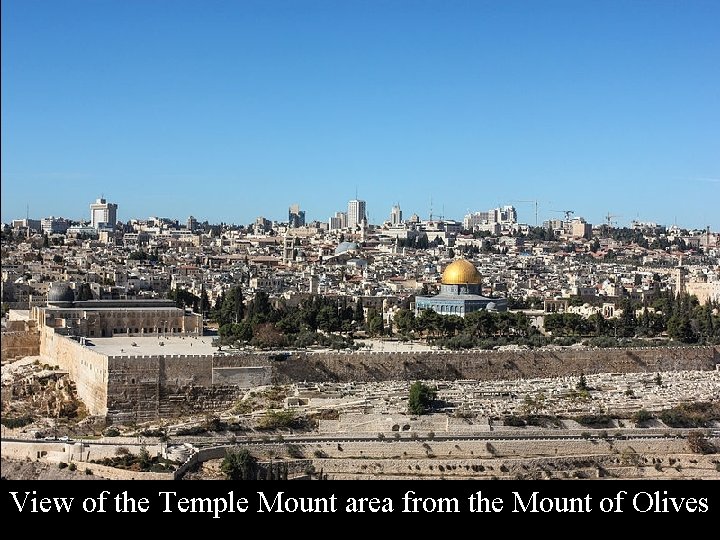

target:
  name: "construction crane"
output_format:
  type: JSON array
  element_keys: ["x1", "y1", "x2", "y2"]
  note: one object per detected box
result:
[
  {"x1": 510, "y1": 200, "x2": 539, "y2": 226},
  {"x1": 551, "y1": 209, "x2": 574, "y2": 221},
  {"x1": 605, "y1": 212, "x2": 622, "y2": 227}
]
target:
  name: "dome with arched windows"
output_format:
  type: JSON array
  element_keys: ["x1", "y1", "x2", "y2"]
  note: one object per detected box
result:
[{"x1": 415, "y1": 259, "x2": 507, "y2": 317}]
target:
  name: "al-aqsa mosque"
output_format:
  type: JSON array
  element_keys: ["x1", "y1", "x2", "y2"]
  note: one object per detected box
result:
[{"x1": 414, "y1": 259, "x2": 508, "y2": 317}]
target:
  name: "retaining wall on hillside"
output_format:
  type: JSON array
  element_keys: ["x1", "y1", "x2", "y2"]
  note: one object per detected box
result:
[
  {"x1": 36, "y1": 335, "x2": 719, "y2": 422},
  {"x1": 0, "y1": 330, "x2": 40, "y2": 361}
]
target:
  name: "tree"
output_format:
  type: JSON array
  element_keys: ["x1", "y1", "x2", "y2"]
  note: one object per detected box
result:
[
  {"x1": 250, "y1": 322, "x2": 287, "y2": 349},
  {"x1": 394, "y1": 308, "x2": 416, "y2": 334},
  {"x1": 617, "y1": 298, "x2": 637, "y2": 337},
  {"x1": 200, "y1": 284, "x2": 209, "y2": 316},
  {"x1": 521, "y1": 392, "x2": 546, "y2": 415},
  {"x1": 416, "y1": 309, "x2": 442, "y2": 338},
  {"x1": 247, "y1": 291, "x2": 274, "y2": 324},
  {"x1": 632, "y1": 409, "x2": 653, "y2": 426},
  {"x1": 353, "y1": 298, "x2": 365, "y2": 323},
  {"x1": 588, "y1": 313, "x2": 607, "y2": 336},
  {"x1": 408, "y1": 381, "x2": 436, "y2": 415},
  {"x1": 169, "y1": 287, "x2": 200, "y2": 311},
  {"x1": 367, "y1": 309, "x2": 384, "y2": 336},
  {"x1": 667, "y1": 312, "x2": 696, "y2": 343},
  {"x1": 138, "y1": 446, "x2": 152, "y2": 470},
  {"x1": 219, "y1": 286, "x2": 244, "y2": 324},
  {"x1": 221, "y1": 448, "x2": 257, "y2": 480},
  {"x1": 576, "y1": 373, "x2": 589, "y2": 391}
]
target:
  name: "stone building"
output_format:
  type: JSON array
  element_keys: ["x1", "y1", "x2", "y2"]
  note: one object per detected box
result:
[
  {"x1": 414, "y1": 259, "x2": 508, "y2": 316},
  {"x1": 31, "y1": 282, "x2": 202, "y2": 338}
]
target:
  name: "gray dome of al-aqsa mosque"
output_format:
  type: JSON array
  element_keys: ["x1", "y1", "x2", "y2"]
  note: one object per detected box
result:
[{"x1": 47, "y1": 282, "x2": 75, "y2": 306}]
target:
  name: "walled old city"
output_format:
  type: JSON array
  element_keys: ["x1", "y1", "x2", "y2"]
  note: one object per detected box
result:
[{"x1": 2, "y1": 203, "x2": 719, "y2": 479}]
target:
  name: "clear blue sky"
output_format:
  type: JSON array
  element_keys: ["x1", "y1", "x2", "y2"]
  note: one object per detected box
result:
[{"x1": 2, "y1": 0, "x2": 718, "y2": 229}]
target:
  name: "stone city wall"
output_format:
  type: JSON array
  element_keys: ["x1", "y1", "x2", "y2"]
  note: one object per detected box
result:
[
  {"x1": 106, "y1": 355, "x2": 161, "y2": 423},
  {"x1": 74, "y1": 461, "x2": 174, "y2": 480},
  {"x1": 36, "y1": 338, "x2": 719, "y2": 422},
  {"x1": 1, "y1": 440, "x2": 68, "y2": 461},
  {"x1": 104, "y1": 354, "x2": 264, "y2": 422},
  {"x1": 1, "y1": 440, "x2": 172, "y2": 479},
  {"x1": 0, "y1": 330, "x2": 40, "y2": 361},
  {"x1": 40, "y1": 329, "x2": 109, "y2": 416},
  {"x1": 217, "y1": 345, "x2": 719, "y2": 384},
  {"x1": 173, "y1": 444, "x2": 312, "y2": 480}
]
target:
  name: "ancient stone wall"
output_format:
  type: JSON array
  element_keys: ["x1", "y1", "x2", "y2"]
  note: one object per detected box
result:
[
  {"x1": 265, "y1": 346, "x2": 719, "y2": 383},
  {"x1": 40, "y1": 329, "x2": 109, "y2": 416},
  {"x1": 163, "y1": 354, "x2": 213, "y2": 387},
  {"x1": 0, "y1": 330, "x2": 40, "y2": 361},
  {"x1": 0, "y1": 440, "x2": 172, "y2": 479},
  {"x1": 105, "y1": 355, "x2": 161, "y2": 423},
  {"x1": 158, "y1": 384, "x2": 243, "y2": 420},
  {"x1": 212, "y1": 366, "x2": 272, "y2": 386},
  {"x1": 36, "y1": 337, "x2": 719, "y2": 422},
  {"x1": 74, "y1": 462, "x2": 174, "y2": 480},
  {"x1": 104, "y1": 354, "x2": 254, "y2": 422}
]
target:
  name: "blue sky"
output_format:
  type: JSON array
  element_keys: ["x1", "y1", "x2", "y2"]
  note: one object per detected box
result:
[{"x1": 2, "y1": 0, "x2": 718, "y2": 229}]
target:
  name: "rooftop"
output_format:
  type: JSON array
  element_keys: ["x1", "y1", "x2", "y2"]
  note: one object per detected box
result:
[{"x1": 85, "y1": 335, "x2": 216, "y2": 356}]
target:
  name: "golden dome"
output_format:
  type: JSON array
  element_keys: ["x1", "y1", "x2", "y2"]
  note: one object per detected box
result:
[{"x1": 442, "y1": 259, "x2": 482, "y2": 285}]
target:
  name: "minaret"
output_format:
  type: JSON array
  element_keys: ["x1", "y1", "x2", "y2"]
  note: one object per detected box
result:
[
  {"x1": 360, "y1": 217, "x2": 367, "y2": 242},
  {"x1": 675, "y1": 256, "x2": 685, "y2": 296},
  {"x1": 283, "y1": 233, "x2": 297, "y2": 264}
]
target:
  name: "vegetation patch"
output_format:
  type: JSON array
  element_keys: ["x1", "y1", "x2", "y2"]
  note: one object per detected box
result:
[
  {"x1": 256, "y1": 410, "x2": 317, "y2": 431},
  {"x1": 632, "y1": 409, "x2": 653, "y2": 426},
  {"x1": 525, "y1": 414, "x2": 562, "y2": 428},
  {"x1": 576, "y1": 414, "x2": 614, "y2": 428},
  {"x1": 308, "y1": 409, "x2": 340, "y2": 421},
  {"x1": 91, "y1": 447, "x2": 176, "y2": 472},
  {"x1": 1, "y1": 415, "x2": 34, "y2": 429},
  {"x1": 660, "y1": 402, "x2": 720, "y2": 428},
  {"x1": 408, "y1": 381, "x2": 437, "y2": 415},
  {"x1": 503, "y1": 415, "x2": 526, "y2": 427}
]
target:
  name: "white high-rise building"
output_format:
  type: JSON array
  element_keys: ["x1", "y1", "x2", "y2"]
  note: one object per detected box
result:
[
  {"x1": 463, "y1": 205, "x2": 517, "y2": 230},
  {"x1": 347, "y1": 199, "x2": 366, "y2": 228},
  {"x1": 90, "y1": 198, "x2": 118, "y2": 229},
  {"x1": 390, "y1": 204, "x2": 402, "y2": 225},
  {"x1": 328, "y1": 211, "x2": 347, "y2": 231}
]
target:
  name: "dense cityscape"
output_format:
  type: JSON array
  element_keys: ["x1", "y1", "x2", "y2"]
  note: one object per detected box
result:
[
  {"x1": 1, "y1": 197, "x2": 718, "y2": 480},
  {"x1": 2, "y1": 1, "x2": 719, "y2": 484}
]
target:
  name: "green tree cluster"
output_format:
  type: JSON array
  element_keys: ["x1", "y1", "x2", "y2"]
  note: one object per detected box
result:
[
  {"x1": 221, "y1": 448, "x2": 257, "y2": 480},
  {"x1": 407, "y1": 381, "x2": 436, "y2": 415},
  {"x1": 544, "y1": 292, "x2": 719, "y2": 344}
]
